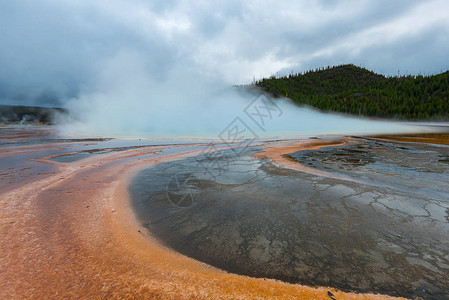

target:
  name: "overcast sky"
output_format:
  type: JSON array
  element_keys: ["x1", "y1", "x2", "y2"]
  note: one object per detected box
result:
[{"x1": 1, "y1": 0, "x2": 449, "y2": 106}]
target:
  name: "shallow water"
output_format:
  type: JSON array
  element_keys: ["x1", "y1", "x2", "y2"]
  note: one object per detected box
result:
[{"x1": 130, "y1": 139, "x2": 449, "y2": 299}]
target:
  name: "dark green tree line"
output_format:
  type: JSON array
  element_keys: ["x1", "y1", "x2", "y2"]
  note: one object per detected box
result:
[{"x1": 256, "y1": 64, "x2": 449, "y2": 120}]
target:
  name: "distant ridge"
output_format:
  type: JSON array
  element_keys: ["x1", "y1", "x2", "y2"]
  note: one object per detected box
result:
[{"x1": 255, "y1": 64, "x2": 449, "y2": 120}]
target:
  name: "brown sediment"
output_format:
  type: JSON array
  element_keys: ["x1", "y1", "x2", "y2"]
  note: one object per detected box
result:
[
  {"x1": 372, "y1": 133, "x2": 449, "y2": 145},
  {"x1": 254, "y1": 134, "x2": 449, "y2": 186},
  {"x1": 0, "y1": 138, "x2": 404, "y2": 299},
  {"x1": 0, "y1": 147, "x2": 66, "y2": 157},
  {"x1": 254, "y1": 138, "x2": 370, "y2": 185},
  {"x1": 255, "y1": 133, "x2": 449, "y2": 180}
]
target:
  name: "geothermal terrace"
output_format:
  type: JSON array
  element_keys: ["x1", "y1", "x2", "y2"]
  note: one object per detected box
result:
[{"x1": 1, "y1": 126, "x2": 448, "y2": 299}]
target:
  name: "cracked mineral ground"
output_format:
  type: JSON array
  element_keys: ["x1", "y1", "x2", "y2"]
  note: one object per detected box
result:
[{"x1": 130, "y1": 138, "x2": 449, "y2": 299}]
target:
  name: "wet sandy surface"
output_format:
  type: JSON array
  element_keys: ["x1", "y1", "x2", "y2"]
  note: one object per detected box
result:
[
  {"x1": 1, "y1": 126, "x2": 397, "y2": 299},
  {"x1": 131, "y1": 137, "x2": 449, "y2": 299}
]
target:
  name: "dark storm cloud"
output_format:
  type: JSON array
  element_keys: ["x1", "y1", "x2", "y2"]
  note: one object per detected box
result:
[
  {"x1": 0, "y1": 0, "x2": 181, "y2": 106},
  {"x1": 0, "y1": 0, "x2": 448, "y2": 106},
  {"x1": 277, "y1": 1, "x2": 422, "y2": 56}
]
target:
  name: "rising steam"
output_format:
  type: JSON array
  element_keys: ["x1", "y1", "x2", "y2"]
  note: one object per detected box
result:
[
  {"x1": 1, "y1": 1, "x2": 447, "y2": 138},
  {"x1": 57, "y1": 50, "x2": 418, "y2": 139}
]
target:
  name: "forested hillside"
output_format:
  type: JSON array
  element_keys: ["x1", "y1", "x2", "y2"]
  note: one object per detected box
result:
[
  {"x1": 0, "y1": 105, "x2": 66, "y2": 124},
  {"x1": 256, "y1": 64, "x2": 449, "y2": 120}
]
